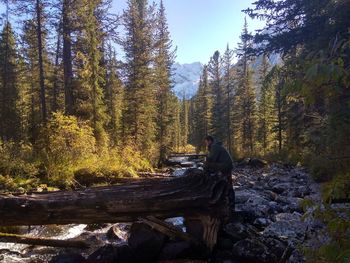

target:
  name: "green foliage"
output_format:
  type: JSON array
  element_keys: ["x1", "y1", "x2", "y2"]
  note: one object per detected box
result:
[
  {"x1": 176, "y1": 144, "x2": 196, "y2": 154},
  {"x1": 0, "y1": 22, "x2": 21, "y2": 141},
  {"x1": 38, "y1": 112, "x2": 96, "y2": 187}
]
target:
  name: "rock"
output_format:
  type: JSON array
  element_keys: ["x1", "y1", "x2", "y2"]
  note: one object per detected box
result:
[
  {"x1": 263, "y1": 220, "x2": 307, "y2": 245},
  {"x1": 268, "y1": 201, "x2": 284, "y2": 214},
  {"x1": 50, "y1": 253, "x2": 87, "y2": 263},
  {"x1": 272, "y1": 183, "x2": 291, "y2": 194},
  {"x1": 274, "y1": 212, "x2": 302, "y2": 222},
  {"x1": 276, "y1": 196, "x2": 303, "y2": 213},
  {"x1": 260, "y1": 237, "x2": 287, "y2": 259},
  {"x1": 87, "y1": 245, "x2": 134, "y2": 263},
  {"x1": 292, "y1": 185, "x2": 311, "y2": 198},
  {"x1": 128, "y1": 222, "x2": 166, "y2": 263},
  {"x1": 106, "y1": 225, "x2": 123, "y2": 241},
  {"x1": 238, "y1": 195, "x2": 272, "y2": 218},
  {"x1": 286, "y1": 249, "x2": 306, "y2": 263},
  {"x1": 158, "y1": 241, "x2": 192, "y2": 260},
  {"x1": 253, "y1": 218, "x2": 272, "y2": 229},
  {"x1": 223, "y1": 222, "x2": 259, "y2": 242},
  {"x1": 235, "y1": 190, "x2": 259, "y2": 204},
  {"x1": 232, "y1": 238, "x2": 277, "y2": 263},
  {"x1": 84, "y1": 223, "x2": 109, "y2": 231}
]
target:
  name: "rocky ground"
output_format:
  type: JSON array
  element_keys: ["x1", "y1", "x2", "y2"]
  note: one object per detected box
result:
[{"x1": 0, "y1": 160, "x2": 323, "y2": 263}]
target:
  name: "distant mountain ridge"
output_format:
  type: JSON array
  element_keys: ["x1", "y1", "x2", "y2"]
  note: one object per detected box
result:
[
  {"x1": 171, "y1": 54, "x2": 281, "y2": 99},
  {"x1": 172, "y1": 62, "x2": 203, "y2": 99}
]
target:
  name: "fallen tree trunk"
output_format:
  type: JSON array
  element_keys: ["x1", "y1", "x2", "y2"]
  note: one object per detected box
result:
[
  {"x1": 0, "y1": 233, "x2": 89, "y2": 248},
  {"x1": 0, "y1": 170, "x2": 230, "y2": 226}
]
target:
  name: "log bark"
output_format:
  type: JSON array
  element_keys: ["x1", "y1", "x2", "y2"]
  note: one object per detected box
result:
[
  {"x1": 0, "y1": 233, "x2": 89, "y2": 248},
  {"x1": 0, "y1": 171, "x2": 230, "y2": 226}
]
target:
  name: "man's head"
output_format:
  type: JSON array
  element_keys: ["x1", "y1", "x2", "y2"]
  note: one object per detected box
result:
[{"x1": 204, "y1": 135, "x2": 214, "y2": 147}]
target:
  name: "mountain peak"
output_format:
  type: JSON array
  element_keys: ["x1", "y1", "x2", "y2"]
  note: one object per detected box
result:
[{"x1": 172, "y1": 62, "x2": 203, "y2": 99}]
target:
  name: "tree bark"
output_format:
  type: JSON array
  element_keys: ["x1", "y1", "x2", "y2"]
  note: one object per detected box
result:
[{"x1": 0, "y1": 171, "x2": 230, "y2": 226}]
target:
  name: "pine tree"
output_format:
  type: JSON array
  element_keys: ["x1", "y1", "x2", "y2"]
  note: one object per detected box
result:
[
  {"x1": 257, "y1": 54, "x2": 276, "y2": 154},
  {"x1": 74, "y1": 0, "x2": 108, "y2": 147},
  {"x1": 208, "y1": 50, "x2": 224, "y2": 142},
  {"x1": 104, "y1": 45, "x2": 124, "y2": 146},
  {"x1": 189, "y1": 65, "x2": 213, "y2": 152},
  {"x1": 235, "y1": 18, "x2": 258, "y2": 155},
  {"x1": 122, "y1": 0, "x2": 157, "y2": 157},
  {"x1": 154, "y1": 0, "x2": 176, "y2": 163},
  {"x1": 222, "y1": 44, "x2": 234, "y2": 153},
  {"x1": 0, "y1": 22, "x2": 21, "y2": 141}
]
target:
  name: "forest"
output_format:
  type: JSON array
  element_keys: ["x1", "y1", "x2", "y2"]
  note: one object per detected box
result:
[{"x1": 0, "y1": 0, "x2": 349, "y2": 262}]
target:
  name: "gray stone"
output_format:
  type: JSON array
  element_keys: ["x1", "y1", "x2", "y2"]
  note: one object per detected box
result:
[
  {"x1": 263, "y1": 220, "x2": 308, "y2": 245},
  {"x1": 253, "y1": 218, "x2": 272, "y2": 228},
  {"x1": 232, "y1": 238, "x2": 277, "y2": 263}
]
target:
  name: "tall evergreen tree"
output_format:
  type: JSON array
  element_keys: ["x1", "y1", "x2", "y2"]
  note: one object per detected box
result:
[
  {"x1": 104, "y1": 45, "x2": 124, "y2": 146},
  {"x1": 74, "y1": 0, "x2": 108, "y2": 147},
  {"x1": 208, "y1": 51, "x2": 224, "y2": 142},
  {"x1": 222, "y1": 44, "x2": 234, "y2": 153},
  {"x1": 122, "y1": 0, "x2": 157, "y2": 157},
  {"x1": 257, "y1": 54, "x2": 276, "y2": 154},
  {"x1": 235, "y1": 18, "x2": 258, "y2": 154},
  {"x1": 154, "y1": 0, "x2": 176, "y2": 163},
  {"x1": 0, "y1": 22, "x2": 21, "y2": 141}
]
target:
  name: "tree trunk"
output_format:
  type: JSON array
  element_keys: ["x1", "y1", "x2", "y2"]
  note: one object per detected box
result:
[{"x1": 0, "y1": 171, "x2": 230, "y2": 227}]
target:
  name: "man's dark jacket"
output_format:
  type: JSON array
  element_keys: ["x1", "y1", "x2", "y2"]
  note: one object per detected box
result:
[{"x1": 206, "y1": 142, "x2": 233, "y2": 173}]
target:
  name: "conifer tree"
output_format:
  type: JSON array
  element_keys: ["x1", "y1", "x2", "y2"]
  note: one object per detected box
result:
[
  {"x1": 74, "y1": 0, "x2": 108, "y2": 147},
  {"x1": 208, "y1": 51, "x2": 224, "y2": 142},
  {"x1": 122, "y1": 0, "x2": 157, "y2": 157},
  {"x1": 235, "y1": 18, "x2": 258, "y2": 154},
  {"x1": 154, "y1": 0, "x2": 176, "y2": 163},
  {"x1": 257, "y1": 54, "x2": 276, "y2": 154},
  {"x1": 222, "y1": 44, "x2": 234, "y2": 153},
  {"x1": 104, "y1": 45, "x2": 124, "y2": 146},
  {"x1": 0, "y1": 22, "x2": 21, "y2": 141}
]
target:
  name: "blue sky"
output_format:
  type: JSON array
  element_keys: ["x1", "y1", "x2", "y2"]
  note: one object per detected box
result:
[
  {"x1": 0, "y1": 0, "x2": 265, "y2": 64},
  {"x1": 112, "y1": 0, "x2": 265, "y2": 64}
]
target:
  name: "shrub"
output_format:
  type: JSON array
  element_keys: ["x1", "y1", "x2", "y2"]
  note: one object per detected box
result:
[{"x1": 38, "y1": 112, "x2": 96, "y2": 188}]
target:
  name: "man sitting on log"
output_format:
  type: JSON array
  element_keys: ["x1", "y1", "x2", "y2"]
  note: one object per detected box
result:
[
  {"x1": 204, "y1": 136, "x2": 233, "y2": 174},
  {"x1": 204, "y1": 135, "x2": 235, "y2": 209}
]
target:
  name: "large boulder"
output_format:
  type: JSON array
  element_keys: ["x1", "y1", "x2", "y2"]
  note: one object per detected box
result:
[{"x1": 128, "y1": 222, "x2": 166, "y2": 263}]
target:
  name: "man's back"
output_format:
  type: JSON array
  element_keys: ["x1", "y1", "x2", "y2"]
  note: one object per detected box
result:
[{"x1": 207, "y1": 142, "x2": 233, "y2": 173}]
